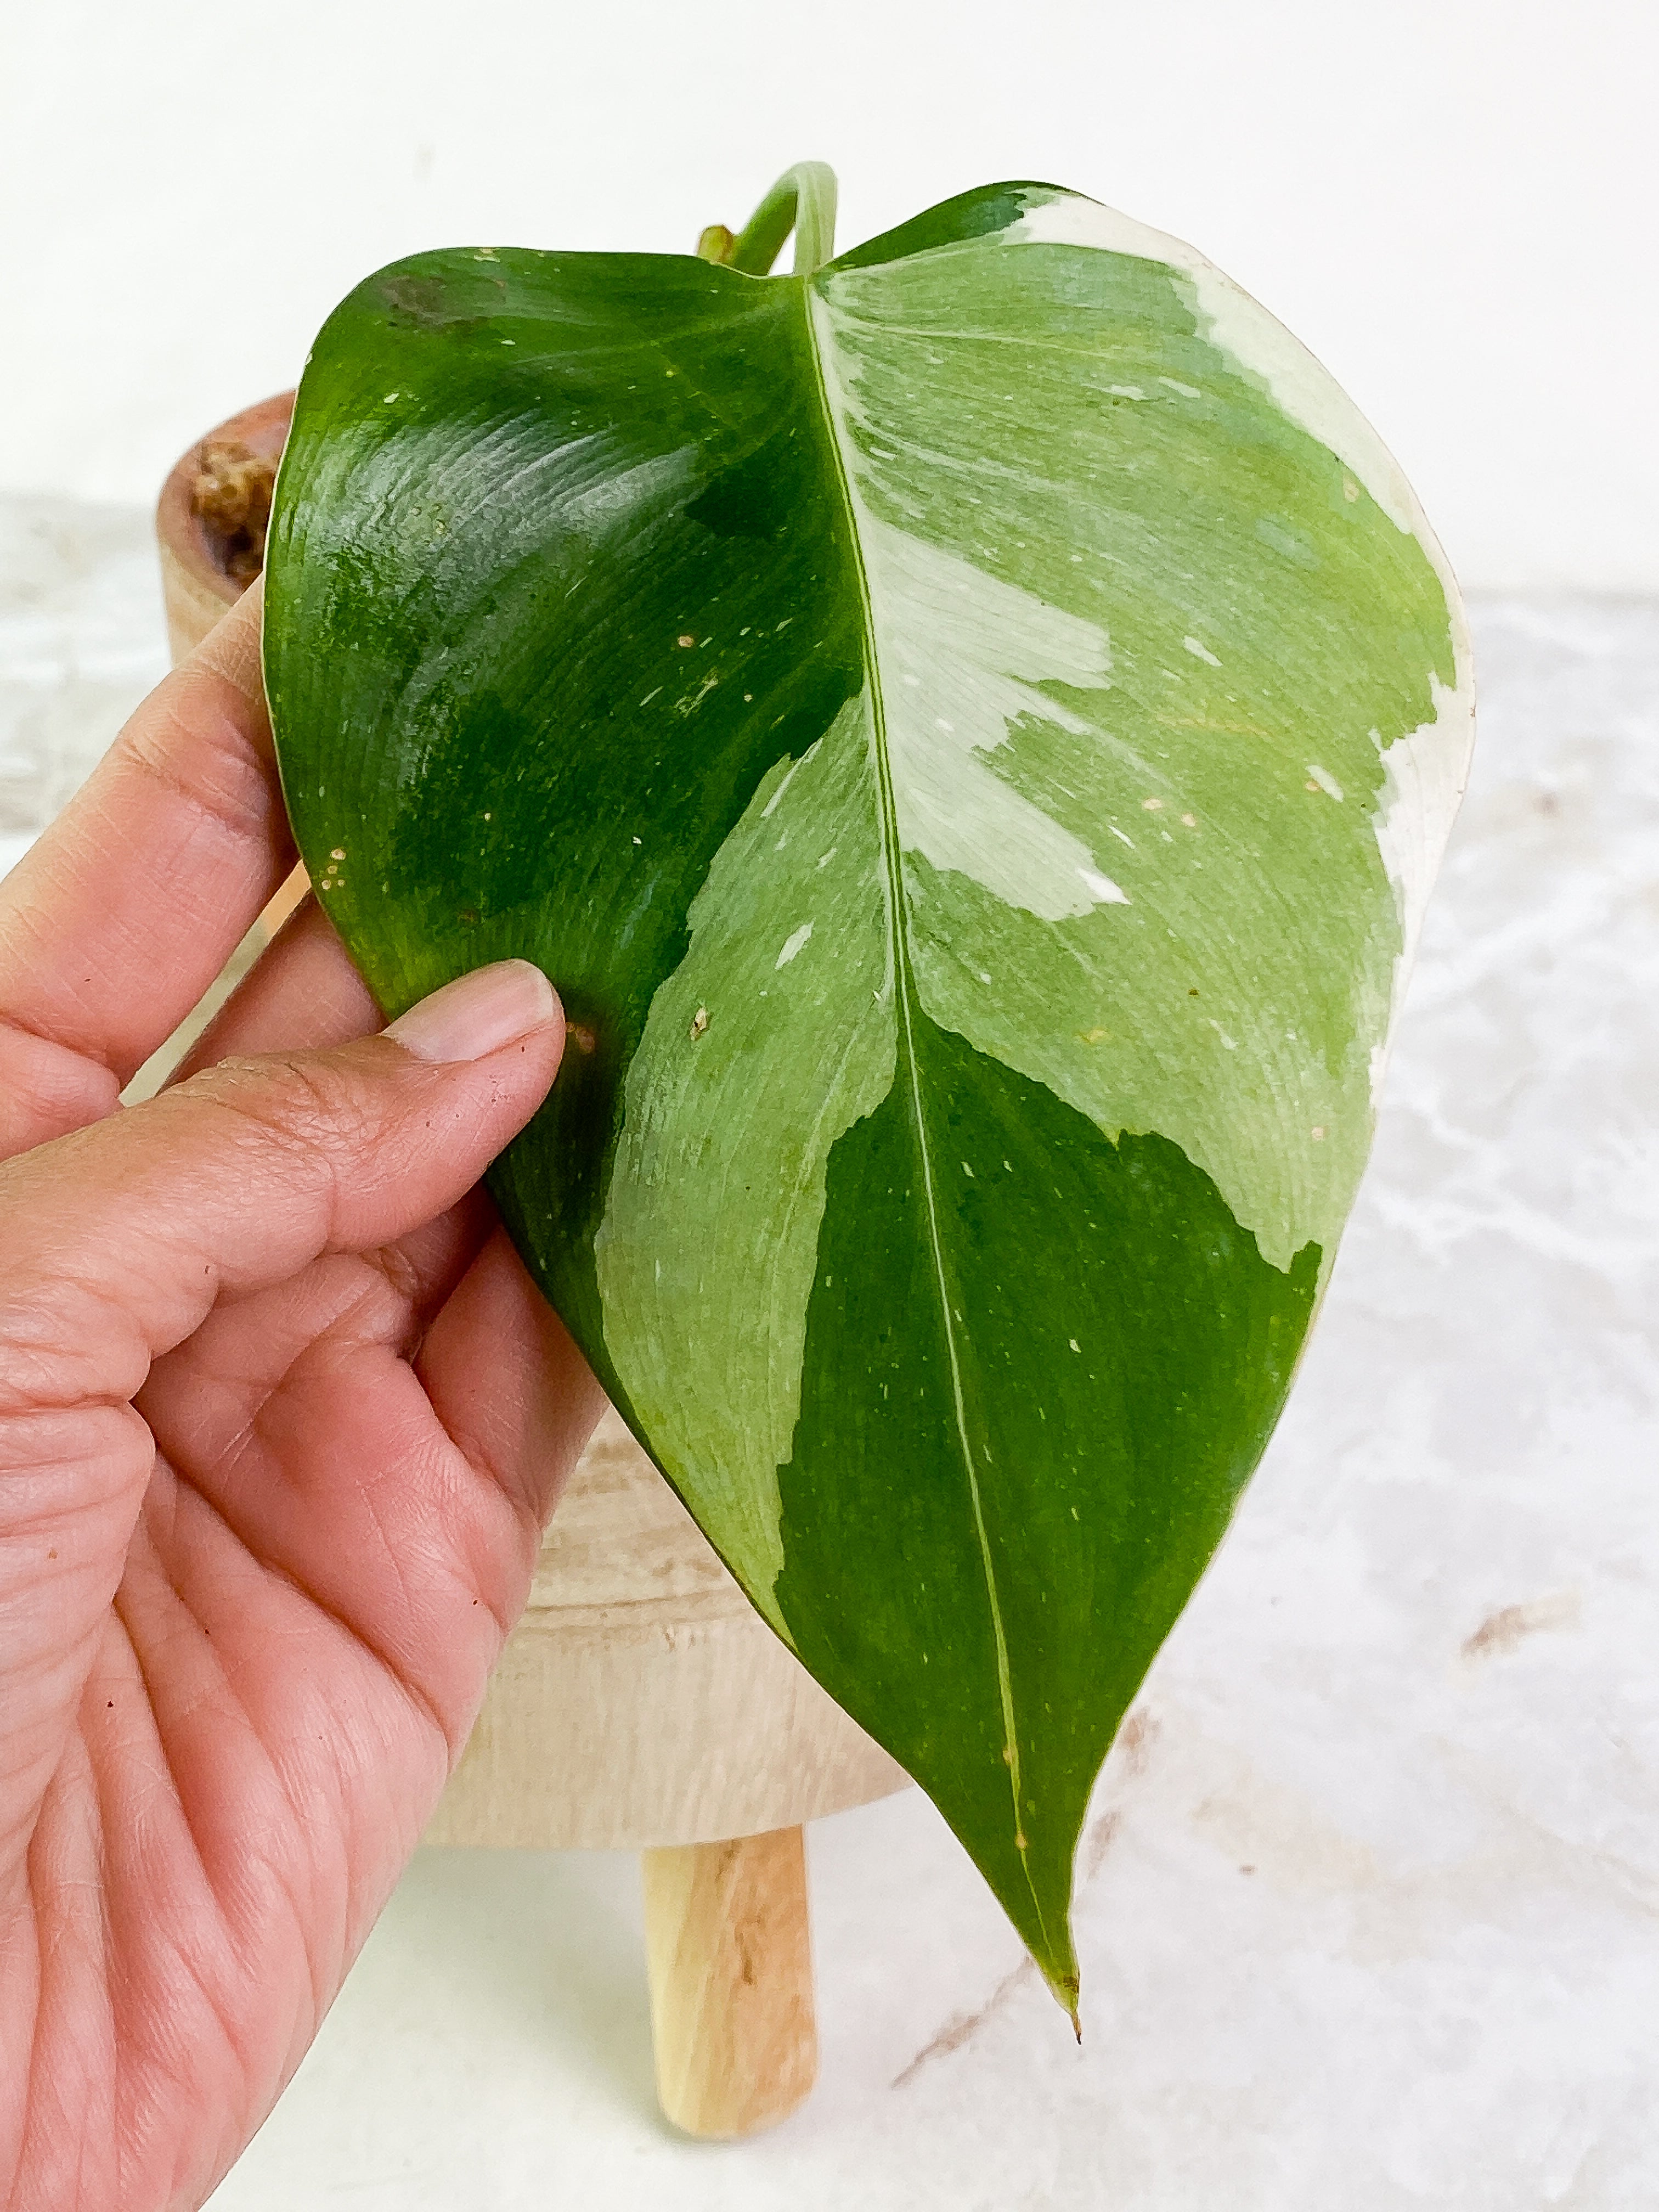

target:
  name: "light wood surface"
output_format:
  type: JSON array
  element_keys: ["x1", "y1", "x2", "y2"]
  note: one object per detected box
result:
[
  {"x1": 642, "y1": 1827, "x2": 817, "y2": 2137},
  {"x1": 427, "y1": 1406, "x2": 906, "y2": 1848}
]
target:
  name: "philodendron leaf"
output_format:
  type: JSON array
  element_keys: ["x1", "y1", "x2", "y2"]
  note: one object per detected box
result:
[{"x1": 263, "y1": 174, "x2": 1472, "y2": 2018}]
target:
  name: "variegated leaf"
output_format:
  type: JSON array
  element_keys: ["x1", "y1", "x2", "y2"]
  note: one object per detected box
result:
[{"x1": 264, "y1": 177, "x2": 1472, "y2": 2012}]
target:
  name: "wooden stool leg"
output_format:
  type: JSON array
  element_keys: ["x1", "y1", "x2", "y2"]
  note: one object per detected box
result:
[{"x1": 641, "y1": 1825, "x2": 817, "y2": 2137}]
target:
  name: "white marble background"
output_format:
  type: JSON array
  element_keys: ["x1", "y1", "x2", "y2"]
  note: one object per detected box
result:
[{"x1": 3, "y1": 502, "x2": 1655, "y2": 2208}]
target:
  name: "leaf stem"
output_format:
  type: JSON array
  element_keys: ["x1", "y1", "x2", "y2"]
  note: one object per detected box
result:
[{"x1": 723, "y1": 163, "x2": 839, "y2": 277}]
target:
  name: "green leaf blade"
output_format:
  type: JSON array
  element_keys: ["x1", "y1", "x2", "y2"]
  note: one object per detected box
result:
[
  {"x1": 774, "y1": 1011, "x2": 1322, "y2": 2004},
  {"x1": 264, "y1": 180, "x2": 1472, "y2": 2012}
]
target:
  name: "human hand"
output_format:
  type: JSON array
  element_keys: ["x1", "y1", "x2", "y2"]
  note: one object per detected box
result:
[{"x1": 0, "y1": 586, "x2": 606, "y2": 2211}]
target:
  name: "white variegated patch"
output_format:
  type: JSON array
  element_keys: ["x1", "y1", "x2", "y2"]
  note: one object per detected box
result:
[
  {"x1": 808, "y1": 299, "x2": 1127, "y2": 926},
  {"x1": 1368, "y1": 670, "x2": 1477, "y2": 1097},
  {"x1": 1008, "y1": 184, "x2": 1477, "y2": 1048},
  {"x1": 595, "y1": 697, "x2": 893, "y2": 1608}
]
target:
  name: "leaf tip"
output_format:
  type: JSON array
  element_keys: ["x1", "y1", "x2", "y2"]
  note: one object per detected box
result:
[{"x1": 1041, "y1": 1956, "x2": 1082, "y2": 2041}]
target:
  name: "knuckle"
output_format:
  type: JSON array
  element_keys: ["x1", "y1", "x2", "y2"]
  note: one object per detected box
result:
[{"x1": 188, "y1": 1051, "x2": 380, "y2": 1202}]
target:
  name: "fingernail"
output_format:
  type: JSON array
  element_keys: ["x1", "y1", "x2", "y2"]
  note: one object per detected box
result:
[{"x1": 385, "y1": 961, "x2": 558, "y2": 1064}]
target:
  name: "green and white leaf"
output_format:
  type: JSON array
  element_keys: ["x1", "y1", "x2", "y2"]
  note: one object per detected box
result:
[{"x1": 263, "y1": 175, "x2": 1472, "y2": 2015}]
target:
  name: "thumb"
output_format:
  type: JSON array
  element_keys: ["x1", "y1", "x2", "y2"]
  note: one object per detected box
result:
[{"x1": 0, "y1": 959, "x2": 565, "y2": 1405}]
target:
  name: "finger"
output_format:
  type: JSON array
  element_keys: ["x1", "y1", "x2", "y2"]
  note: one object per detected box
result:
[
  {"x1": 417, "y1": 1224, "x2": 607, "y2": 1533},
  {"x1": 0, "y1": 584, "x2": 295, "y2": 1159},
  {"x1": 170, "y1": 898, "x2": 498, "y2": 1329},
  {"x1": 0, "y1": 960, "x2": 562, "y2": 1877},
  {"x1": 134, "y1": 1194, "x2": 498, "y2": 1475},
  {"x1": 171, "y1": 894, "x2": 380, "y2": 1079},
  {"x1": 126, "y1": 1228, "x2": 602, "y2": 1805}
]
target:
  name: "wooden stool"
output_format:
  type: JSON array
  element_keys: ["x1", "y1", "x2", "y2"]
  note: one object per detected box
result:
[{"x1": 156, "y1": 398, "x2": 909, "y2": 2137}]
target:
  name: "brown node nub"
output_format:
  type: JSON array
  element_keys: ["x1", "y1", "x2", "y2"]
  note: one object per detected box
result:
[
  {"x1": 696, "y1": 222, "x2": 737, "y2": 267},
  {"x1": 190, "y1": 438, "x2": 278, "y2": 583}
]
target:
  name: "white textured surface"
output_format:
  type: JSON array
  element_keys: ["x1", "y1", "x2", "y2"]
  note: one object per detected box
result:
[
  {"x1": 3, "y1": 508, "x2": 1655, "y2": 2205},
  {"x1": 0, "y1": 499, "x2": 170, "y2": 850}
]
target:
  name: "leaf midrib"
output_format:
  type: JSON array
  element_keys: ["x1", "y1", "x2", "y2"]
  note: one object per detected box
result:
[{"x1": 799, "y1": 274, "x2": 1045, "y2": 1933}]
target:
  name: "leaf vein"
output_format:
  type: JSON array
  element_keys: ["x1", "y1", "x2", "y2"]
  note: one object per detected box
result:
[{"x1": 803, "y1": 281, "x2": 1046, "y2": 1936}]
